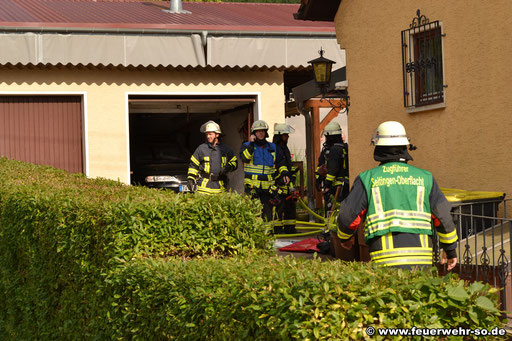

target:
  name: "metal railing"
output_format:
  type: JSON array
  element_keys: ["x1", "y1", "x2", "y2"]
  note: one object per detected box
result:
[{"x1": 433, "y1": 198, "x2": 512, "y2": 319}]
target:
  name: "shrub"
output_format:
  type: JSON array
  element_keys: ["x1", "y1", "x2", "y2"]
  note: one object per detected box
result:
[
  {"x1": 98, "y1": 254, "x2": 503, "y2": 340},
  {"x1": 0, "y1": 158, "x2": 271, "y2": 339}
]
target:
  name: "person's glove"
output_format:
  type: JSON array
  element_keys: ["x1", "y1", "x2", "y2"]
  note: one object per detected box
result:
[
  {"x1": 187, "y1": 179, "x2": 196, "y2": 191},
  {"x1": 219, "y1": 165, "x2": 231, "y2": 177}
]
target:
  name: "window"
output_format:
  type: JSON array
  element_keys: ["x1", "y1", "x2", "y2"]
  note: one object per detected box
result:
[{"x1": 402, "y1": 10, "x2": 445, "y2": 108}]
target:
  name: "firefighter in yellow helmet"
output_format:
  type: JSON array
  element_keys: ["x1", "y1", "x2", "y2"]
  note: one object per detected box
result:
[
  {"x1": 187, "y1": 120, "x2": 237, "y2": 194},
  {"x1": 337, "y1": 121, "x2": 458, "y2": 270},
  {"x1": 273, "y1": 123, "x2": 299, "y2": 234},
  {"x1": 316, "y1": 121, "x2": 349, "y2": 215},
  {"x1": 239, "y1": 120, "x2": 278, "y2": 231}
]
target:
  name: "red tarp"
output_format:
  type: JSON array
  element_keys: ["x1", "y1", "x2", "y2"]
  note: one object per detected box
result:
[{"x1": 278, "y1": 238, "x2": 321, "y2": 253}]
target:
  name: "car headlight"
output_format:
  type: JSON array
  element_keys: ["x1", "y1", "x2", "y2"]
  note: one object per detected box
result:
[{"x1": 145, "y1": 176, "x2": 180, "y2": 183}]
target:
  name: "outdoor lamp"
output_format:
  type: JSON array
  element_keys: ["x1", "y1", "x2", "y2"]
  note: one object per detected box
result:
[{"x1": 308, "y1": 48, "x2": 336, "y2": 94}]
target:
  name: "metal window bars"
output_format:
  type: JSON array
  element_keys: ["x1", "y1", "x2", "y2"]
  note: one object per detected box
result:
[
  {"x1": 401, "y1": 10, "x2": 445, "y2": 108},
  {"x1": 433, "y1": 198, "x2": 512, "y2": 320}
]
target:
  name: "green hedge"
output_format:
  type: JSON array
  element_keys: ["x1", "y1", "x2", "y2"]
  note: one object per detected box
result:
[
  {"x1": 0, "y1": 158, "x2": 504, "y2": 340},
  {"x1": 99, "y1": 255, "x2": 502, "y2": 340},
  {"x1": 0, "y1": 158, "x2": 272, "y2": 339}
]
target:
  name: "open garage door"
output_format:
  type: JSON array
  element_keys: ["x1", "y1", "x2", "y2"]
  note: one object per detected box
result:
[
  {"x1": 0, "y1": 95, "x2": 83, "y2": 173},
  {"x1": 128, "y1": 95, "x2": 256, "y2": 193}
]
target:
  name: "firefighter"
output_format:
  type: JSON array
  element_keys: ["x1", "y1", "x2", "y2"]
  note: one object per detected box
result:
[
  {"x1": 315, "y1": 121, "x2": 349, "y2": 215},
  {"x1": 273, "y1": 123, "x2": 299, "y2": 234},
  {"x1": 239, "y1": 120, "x2": 277, "y2": 231},
  {"x1": 337, "y1": 121, "x2": 458, "y2": 270},
  {"x1": 187, "y1": 120, "x2": 237, "y2": 194}
]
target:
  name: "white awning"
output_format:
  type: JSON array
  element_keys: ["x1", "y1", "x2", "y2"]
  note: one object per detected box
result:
[
  {"x1": 0, "y1": 32, "x2": 206, "y2": 67},
  {"x1": 207, "y1": 36, "x2": 345, "y2": 68},
  {"x1": 0, "y1": 32, "x2": 344, "y2": 69}
]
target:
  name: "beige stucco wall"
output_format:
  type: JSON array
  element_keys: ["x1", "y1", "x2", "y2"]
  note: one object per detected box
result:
[
  {"x1": 0, "y1": 66, "x2": 285, "y2": 183},
  {"x1": 334, "y1": 0, "x2": 512, "y2": 199}
]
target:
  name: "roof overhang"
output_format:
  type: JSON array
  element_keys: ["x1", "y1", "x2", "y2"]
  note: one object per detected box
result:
[{"x1": 293, "y1": 0, "x2": 342, "y2": 22}]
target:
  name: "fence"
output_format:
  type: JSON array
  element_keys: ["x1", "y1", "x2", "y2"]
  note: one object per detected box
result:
[{"x1": 433, "y1": 198, "x2": 512, "y2": 320}]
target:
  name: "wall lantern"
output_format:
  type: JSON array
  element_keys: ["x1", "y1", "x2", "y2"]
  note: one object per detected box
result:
[
  {"x1": 308, "y1": 48, "x2": 335, "y2": 95},
  {"x1": 308, "y1": 48, "x2": 350, "y2": 111}
]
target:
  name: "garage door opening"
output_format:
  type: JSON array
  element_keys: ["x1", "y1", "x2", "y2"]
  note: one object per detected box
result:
[{"x1": 128, "y1": 95, "x2": 256, "y2": 193}]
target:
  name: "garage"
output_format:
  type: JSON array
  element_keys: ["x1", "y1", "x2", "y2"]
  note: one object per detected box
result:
[
  {"x1": 0, "y1": 95, "x2": 84, "y2": 173},
  {"x1": 128, "y1": 95, "x2": 257, "y2": 193}
]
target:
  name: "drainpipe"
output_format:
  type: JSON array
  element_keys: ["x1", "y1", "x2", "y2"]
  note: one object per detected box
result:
[{"x1": 296, "y1": 101, "x2": 316, "y2": 217}]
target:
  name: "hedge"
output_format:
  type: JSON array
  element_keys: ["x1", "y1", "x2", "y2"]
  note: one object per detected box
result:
[
  {"x1": 99, "y1": 255, "x2": 503, "y2": 340},
  {"x1": 0, "y1": 158, "x2": 504, "y2": 339},
  {"x1": 0, "y1": 158, "x2": 272, "y2": 339}
]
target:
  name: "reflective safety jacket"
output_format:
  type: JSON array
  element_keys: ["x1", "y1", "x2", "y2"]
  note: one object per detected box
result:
[
  {"x1": 275, "y1": 142, "x2": 297, "y2": 195},
  {"x1": 316, "y1": 143, "x2": 349, "y2": 188},
  {"x1": 240, "y1": 140, "x2": 276, "y2": 190},
  {"x1": 337, "y1": 162, "x2": 458, "y2": 267},
  {"x1": 188, "y1": 142, "x2": 237, "y2": 195}
]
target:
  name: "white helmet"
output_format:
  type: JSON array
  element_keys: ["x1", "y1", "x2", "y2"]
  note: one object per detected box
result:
[
  {"x1": 371, "y1": 121, "x2": 410, "y2": 146},
  {"x1": 251, "y1": 120, "x2": 269, "y2": 133},
  {"x1": 200, "y1": 120, "x2": 221, "y2": 134},
  {"x1": 273, "y1": 123, "x2": 295, "y2": 135},
  {"x1": 323, "y1": 121, "x2": 342, "y2": 136}
]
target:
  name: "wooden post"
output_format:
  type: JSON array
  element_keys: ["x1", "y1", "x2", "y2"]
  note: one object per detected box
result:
[{"x1": 303, "y1": 98, "x2": 346, "y2": 210}]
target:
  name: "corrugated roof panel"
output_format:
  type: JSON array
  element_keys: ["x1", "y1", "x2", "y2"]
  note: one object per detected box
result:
[{"x1": 0, "y1": 0, "x2": 334, "y2": 32}]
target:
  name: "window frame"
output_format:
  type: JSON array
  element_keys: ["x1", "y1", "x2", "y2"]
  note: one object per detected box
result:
[{"x1": 402, "y1": 12, "x2": 446, "y2": 111}]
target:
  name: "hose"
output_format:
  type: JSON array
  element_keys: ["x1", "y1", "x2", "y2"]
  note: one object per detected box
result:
[{"x1": 297, "y1": 197, "x2": 326, "y2": 222}]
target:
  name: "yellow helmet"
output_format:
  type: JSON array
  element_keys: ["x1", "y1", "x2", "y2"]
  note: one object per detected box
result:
[
  {"x1": 323, "y1": 121, "x2": 342, "y2": 136},
  {"x1": 200, "y1": 120, "x2": 221, "y2": 134},
  {"x1": 251, "y1": 120, "x2": 269, "y2": 133},
  {"x1": 371, "y1": 121, "x2": 410, "y2": 146}
]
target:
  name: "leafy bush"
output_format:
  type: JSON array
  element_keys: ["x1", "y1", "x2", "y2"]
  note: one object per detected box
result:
[
  {"x1": 0, "y1": 158, "x2": 271, "y2": 339},
  {"x1": 98, "y1": 254, "x2": 503, "y2": 340}
]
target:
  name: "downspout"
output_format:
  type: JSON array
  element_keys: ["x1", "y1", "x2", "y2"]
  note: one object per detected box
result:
[{"x1": 296, "y1": 101, "x2": 316, "y2": 216}]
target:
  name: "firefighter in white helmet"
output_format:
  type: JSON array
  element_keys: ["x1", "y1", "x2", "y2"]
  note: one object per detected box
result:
[
  {"x1": 239, "y1": 120, "x2": 278, "y2": 231},
  {"x1": 315, "y1": 121, "x2": 349, "y2": 214},
  {"x1": 187, "y1": 120, "x2": 237, "y2": 194},
  {"x1": 273, "y1": 123, "x2": 299, "y2": 234},
  {"x1": 337, "y1": 121, "x2": 458, "y2": 270}
]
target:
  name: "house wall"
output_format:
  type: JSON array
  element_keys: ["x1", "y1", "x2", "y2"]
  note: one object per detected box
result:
[
  {"x1": 334, "y1": 0, "x2": 512, "y2": 199},
  {"x1": 0, "y1": 66, "x2": 285, "y2": 184}
]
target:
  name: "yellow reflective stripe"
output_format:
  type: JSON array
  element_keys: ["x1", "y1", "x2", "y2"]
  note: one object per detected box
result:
[
  {"x1": 188, "y1": 168, "x2": 199, "y2": 175},
  {"x1": 381, "y1": 236, "x2": 387, "y2": 251},
  {"x1": 372, "y1": 187, "x2": 384, "y2": 214},
  {"x1": 190, "y1": 155, "x2": 200, "y2": 166},
  {"x1": 326, "y1": 174, "x2": 335, "y2": 181},
  {"x1": 244, "y1": 178, "x2": 273, "y2": 189},
  {"x1": 419, "y1": 234, "x2": 425, "y2": 248},
  {"x1": 337, "y1": 229, "x2": 352, "y2": 240},
  {"x1": 417, "y1": 186, "x2": 425, "y2": 212},
  {"x1": 437, "y1": 230, "x2": 458, "y2": 244},
  {"x1": 373, "y1": 257, "x2": 433, "y2": 267},
  {"x1": 366, "y1": 220, "x2": 432, "y2": 235},
  {"x1": 243, "y1": 149, "x2": 252, "y2": 160},
  {"x1": 197, "y1": 187, "x2": 223, "y2": 194},
  {"x1": 283, "y1": 220, "x2": 295, "y2": 225},
  {"x1": 370, "y1": 248, "x2": 432, "y2": 260},
  {"x1": 366, "y1": 209, "x2": 432, "y2": 222},
  {"x1": 245, "y1": 164, "x2": 275, "y2": 175},
  {"x1": 279, "y1": 166, "x2": 288, "y2": 174},
  {"x1": 274, "y1": 221, "x2": 283, "y2": 227},
  {"x1": 221, "y1": 156, "x2": 227, "y2": 167},
  {"x1": 388, "y1": 234, "x2": 394, "y2": 249},
  {"x1": 229, "y1": 156, "x2": 237, "y2": 167},
  {"x1": 203, "y1": 156, "x2": 210, "y2": 174}
]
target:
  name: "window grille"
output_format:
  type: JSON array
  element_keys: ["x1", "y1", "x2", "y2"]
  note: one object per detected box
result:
[{"x1": 402, "y1": 10, "x2": 445, "y2": 108}]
